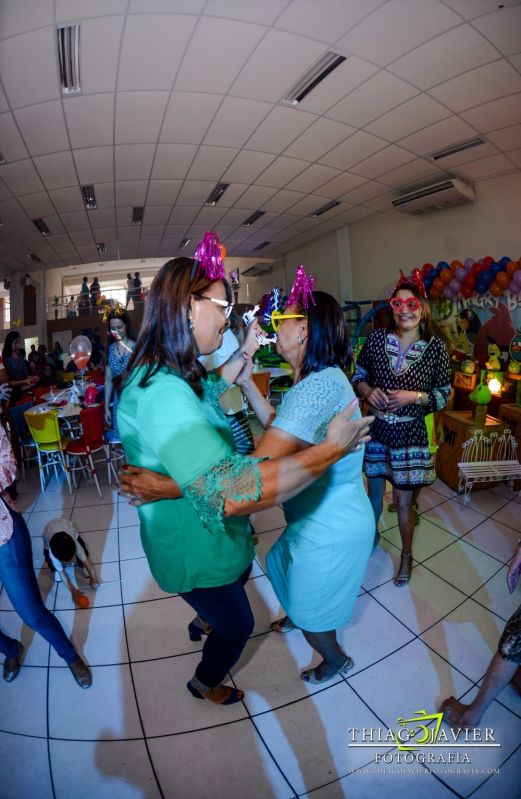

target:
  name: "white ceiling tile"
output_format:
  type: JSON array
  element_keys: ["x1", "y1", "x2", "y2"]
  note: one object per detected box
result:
[
  {"x1": 506, "y1": 148, "x2": 521, "y2": 168},
  {"x1": 187, "y1": 146, "x2": 238, "y2": 181},
  {"x1": 473, "y1": 5, "x2": 521, "y2": 56},
  {"x1": 284, "y1": 118, "x2": 355, "y2": 161},
  {"x1": 118, "y1": 14, "x2": 197, "y2": 91},
  {"x1": 363, "y1": 190, "x2": 395, "y2": 211},
  {"x1": 0, "y1": 181, "x2": 12, "y2": 201},
  {"x1": 0, "y1": 0, "x2": 53, "y2": 38},
  {"x1": 255, "y1": 156, "x2": 309, "y2": 188},
  {"x1": 49, "y1": 187, "x2": 85, "y2": 213},
  {"x1": 0, "y1": 86, "x2": 8, "y2": 115},
  {"x1": 160, "y1": 92, "x2": 223, "y2": 145},
  {"x1": 14, "y1": 101, "x2": 69, "y2": 157},
  {"x1": 193, "y1": 206, "x2": 227, "y2": 226},
  {"x1": 92, "y1": 182, "x2": 115, "y2": 208},
  {"x1": 146, "y1": 180, "x2": 183, "y2": 205},
  {"x1": 116, "y1": 225, "x2": 140, "y2": 241},
  {"x1": 204, "y1": 0, "x2": 287, "y2": 25},
  {"x1": 351, "y1": 145, "x2": 414, "y2": 179},
  {"x1": 365, "y1": 94, "x2": 451, "y2": 141},
  {"x1": 285, "y1": 163, "x2": 341, "y2": 193},
  {"x1": 320, "y1": 130, "x2": 387, "y2": 170},
  {"x1": 336, "y1": 0, "x2": 461, "y2": 66},
  {"x1": 487, "y1": 123, "x2": 521, "y2": 151},
  {"x1": 74, "y1": 147, "x2": 114, "y2": 185},
  {"x1": 204, "y1": 97, "x2": 272, "y2": 148},
  {"x1": 176, "y1": 17, "x2": 265, "y2": 93},
  {"x1": 61, "y1": 211, "x2": 90, "y2": 231},
  {"x1": 116, "y1": 243, "x2": 138, "y2": 258},
  {"x1": 222, "y1": 151, "x2": 276, "y2": 183},
  {"x1": 1, "y1": 159, "x2": 45, "y2": 195},
  {"x1": 168, "y1": 207, "x2": 198, "y2": 225},
  {"x1": 230, "y1": 29, "x2": 325, "y2": 102},
  {"x1": 287, "y1": 194, "x2": 337, "y2": 216},
  {"x1": 509, "y1": 53, "x2": 521, "y2": 71},
  {"x1": 115, "y1": 92, "x2": 169, "y2": 144},
  {"x1": 312, "y1": 171, "x2": 366, "y2": 199},
  {"x1": 151, "y1": 144, "x2": 198, "y2": 180},
  {"x1": 326, "y1": 71, "x2": 419, "y2": 128},
  {"x1": 388, "y1": 25, "x2": 499, "y2": 89},
  {"x1": 442, "y1": 0, "x2": 520, "y2": 20},
  {"x1": 260, "y1": 190, "x2": 306, "y2": 212},
  {"x1": 142, "y1": 206, "x2": 173, "y2": 225},
  {"x1": 332, "y1": 206, "x2": 377, "y2": 224},
  {"x1": 88, "y1": 208, "x2": 116, "y2": 228},
  {"x1": 0, "y1": 27, "x2": 60, "y2": 109},
  {"x1": 276, "y1": 0, "x2": 385, "y2": 43},
  {"x1": 18, "y1": 192, "x2": 55, "y2": 218},
  {"x1": 0, "y1": 112, "x2": 28, "y2": 161},
  {"x1": 295, "y1": 56, "x2": 380, "y2": 115},
  {"x1": 56, "y1": 0, "x2": 127, "y2": 19},
  {"x1": 76, "y1": 15, "x2": 125, "y2": 94},
  {"x1": 115, "y1": 144, "x2": 155, "y2": 181},
  {"x1": 115, "y1": 181, "x2": 149, "y2": 206},
  {"x1": 377, "y1": 158, "x2": 446, "y2": 189},
  {"x1": 246, "y1": 106, "x2": 317, "y2": 155},
  {"x1": 140, "y1": 225, "x2": 166, "y2": 240},
  {"x1": 339, "y1": 180, "x2": 387, "y2": 204},
  {"x1": 460, "y1": 93, "x2": 521, "y2": 131},
  {"x1": 429, "y1": 60, "x2": 521, "y2": 112},
  {"x1": 69, "y1": 228, "x2": 95, "y2": 246},
  {"x1": 130, "y1": 0, "x2": 204, "y2": 11},
  {"x1": 452, "y1": 152, "x2": 517, "y2": 180},
  {"x1": 230, "y1": 185, "x2": 278, "y2": 210},
  {"x1": 176, "y1": 181, "x2": 216, "y2": 205},
  {"x1": 398, "y1": 116, "x2": 478, "y2": 156},
  {"x1": 64, "y1": 94, "x2": 115, "y2": 149}
]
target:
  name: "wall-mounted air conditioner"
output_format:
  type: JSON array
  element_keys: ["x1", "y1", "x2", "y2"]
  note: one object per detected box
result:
[
  {"x1": 241, "y1": 263, "x2": 273, "y2": 277},
  {"x1": 392, "y1": 178, "x2": 475, "y2": 215}
]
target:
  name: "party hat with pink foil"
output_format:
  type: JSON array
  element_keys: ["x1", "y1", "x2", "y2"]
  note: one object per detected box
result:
[
  {"x1": 287, "y1": 264, "x2": 316, "y2": 309},
  {"x1": 393, "y1": 268, "x2": 427, "y2": 298},
  {"x1": 193, "y1": 231, "x2": 225, "y2": 280}
]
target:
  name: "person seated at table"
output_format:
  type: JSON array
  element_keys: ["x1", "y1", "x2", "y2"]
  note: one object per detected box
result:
[
  {"x1": 43, "y1": 518, "x2": 98, "y2": 603},
  {"x1": 41, "y1": 363, "x2": 57, "y2": 388},
  {"x1": 37, "y1": 344, "x2": 54, "y2": 368},
  {"x1": 27, "y1": 358, "x2": 42, "y2": 386}
]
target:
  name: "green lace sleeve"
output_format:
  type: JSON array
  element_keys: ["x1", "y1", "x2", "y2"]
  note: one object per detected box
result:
[
  {"x1": 203, "y1": 373, "x2": 232, "y2": 410},
  {"x1": 182, "y1": 453, "x2": 264, "y2": 535}
]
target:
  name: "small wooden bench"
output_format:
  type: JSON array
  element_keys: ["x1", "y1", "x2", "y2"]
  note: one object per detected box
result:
[{"x1": 458, "y1": 428, "x2": 521, "y2": 503}]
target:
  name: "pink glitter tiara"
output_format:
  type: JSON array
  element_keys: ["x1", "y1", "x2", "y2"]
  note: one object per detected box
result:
[
  {"x1": 193, "y1": 231, "x2": 225, "y2": 280},
  {"x1": 287, "y1": 264, "x2": 316, "y2": 309},
  {"x1": 393, "y1": 268, "x2": 427, "y2": 299}
]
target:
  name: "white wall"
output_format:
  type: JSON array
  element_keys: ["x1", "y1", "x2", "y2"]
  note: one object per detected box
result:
[
  {"x1": 349, "y1": 171, "x2": 521, "y2": 300},
  {"x1": 283, "y1": 231, "x2": 341, "y2": 299}
]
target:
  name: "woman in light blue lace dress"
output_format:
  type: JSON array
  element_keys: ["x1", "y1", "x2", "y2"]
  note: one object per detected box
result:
[
  {"x1": 239, "y1": 290, "x2": 374, "y2": 684},
  {"x1": 104, "y1": 309, "x2": 136, "y2": 443}
]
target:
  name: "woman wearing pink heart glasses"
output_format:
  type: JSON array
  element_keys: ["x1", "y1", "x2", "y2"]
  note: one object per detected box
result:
[{"x1": 352, "y1": 274, "x2": 450, "y2": 586}]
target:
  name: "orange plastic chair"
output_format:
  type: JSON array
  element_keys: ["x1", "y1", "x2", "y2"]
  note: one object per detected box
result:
[
  {"x1": 251, "y1": 371, "x2": 271, "y2": 398},
  {"x1": 24, "y1": 409, "x2": 72, "y2": 493}
]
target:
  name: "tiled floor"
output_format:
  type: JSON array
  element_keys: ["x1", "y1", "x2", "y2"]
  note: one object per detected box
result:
[{"x1": 1, "y1": 473, "x2": 520, "y2": 799}]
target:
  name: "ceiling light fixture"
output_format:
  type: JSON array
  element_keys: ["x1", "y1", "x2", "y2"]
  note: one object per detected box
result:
[
  {"x1": 310, "y1": 200, "x2": 341, "y2": 218},
  {"x1": 81, "y1": 184, "x2": 97, "y2": 210},
  {"x1": 26, "y1": 253, "x2": 41, "y2": 262},
  {"x1": 132, "y1": 206, "x2": 144, "y2": 225},
  {"x1": 96, "y1": 242, "x2": 107, "y2": 255},
  {"x1": 253, "y1": 241, "x2": 271, "y2": 251},
  {"x1": 33, "y1": 218, "x2": 51, "y2": 236},
  {"x1": 0, "y1": 151, "x2": 6, "y2": 165},
  {"x1": 179, "y1": 238, "x2": 191, "y2": 249},
  {"x1": 284, "y1": 51, "x2": 346, "y2": 106},
  {"x1": 205, "y1": 182, "x2": 229, "y2": 206},
  {"x1": 430, "y1": 137, "x2": 485, "y2": 162},
  {"x1": 242, "y1": 210, "x2": 265, "y2": 227},
  {"x1": 57, "y1": 24, "x2": 81, "y2": 95}
]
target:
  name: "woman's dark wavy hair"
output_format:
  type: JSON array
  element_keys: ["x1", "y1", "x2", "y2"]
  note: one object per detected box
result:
[
  {"x1": 106, "y1": 309, "x2": 137, "y2": 347},
  {"x1": 291, "y1": 291, "x2": 348, "y2": 380},
  {"x1": 2, "y1": 331, "x2": 21, "y2": 361},
  {"x1": 387, "y1": 281, "x2": 436, "y2": 341},
  {"x1": 124, "y1": 257, "x2": 231, "y2": 397}
]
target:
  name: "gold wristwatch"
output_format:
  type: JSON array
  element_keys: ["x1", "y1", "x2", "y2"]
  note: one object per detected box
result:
[{"x1": 415, "y1": 391, "x2": 423, "y2": 404}]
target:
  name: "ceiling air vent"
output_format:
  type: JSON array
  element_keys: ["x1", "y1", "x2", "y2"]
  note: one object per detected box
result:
[
  {"x1": 242, "y1": 210, "x2": 265, "y2": 227},
  {"x1": 205, "y1": 183, "x2": 229, "y2": 206},
  {"x1": 430, "y1": 137, "x2": 485, "y2": 162},
  {"x1": 81, "y1": 184, "x2": 97, "y2": 210},
  {"x1": 0, "y1": 151, "x2": 6, "y2": 165},
  {"x1": 284, "y1": 51, "x2": 346, "y2": 105},
  {"x1": 392, "y1": 178, "x2": 475, "y2": 215},
  {"x1": 179, "y1": 238, "x2": 191, "y2": 249},
  {"x1": 132, "y1": 206, "x2": 144, "y2": 226},
  {"x1": 26, "y1": 253, "x2": 41, "y2": 262},
  {"x1": 33, "y1": 218, "x2": 51, "y2": 236},
  {"x1": 311, "y1": 200, "x2": 340, "y2": 218},
  {"x1": 242, "y1": 262, "x2": 272, "y2": 277},
  {"x1": 253, "y1": 241, "x2": 271, "y2": 251},
  {"x1": 57, "y1": 25, "x2": 81, "y2": 95},
  {"x1": 96, "y1": 242, "x2": 107, "y2": 255}
]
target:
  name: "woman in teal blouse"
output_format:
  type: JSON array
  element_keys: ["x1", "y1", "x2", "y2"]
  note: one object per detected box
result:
[{"x1": 118, "y1": 257, "x2": 372, "y2": 706}]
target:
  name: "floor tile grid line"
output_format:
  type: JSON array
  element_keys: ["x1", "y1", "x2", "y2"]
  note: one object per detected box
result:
[
  {"x1": 465, "y1": 742, "x2": 521, "y2": 799},
  {"x1": 464, "y1": 567, "x2": 519, "y2": 624},
  {"x1": 117, "y1": 516, "x2": 166, "y2": 799},
  {"x1": 415, "y1": 557, "x2": 507, "y2": 619}
]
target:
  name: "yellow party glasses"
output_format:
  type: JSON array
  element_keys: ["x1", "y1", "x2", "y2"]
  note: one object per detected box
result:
[{"x1": 270, "y1": 310, "x2": 306, "y2": 332}]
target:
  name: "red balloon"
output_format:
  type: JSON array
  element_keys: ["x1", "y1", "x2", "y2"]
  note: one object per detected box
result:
[
  {"x1": 462, "y1": 274, "x2": 476, "y2": 288},
  {"x1": 479, "y1": 262, "x2": 489, "y2": 271},
  {"x1": 461, "y1": 285, "x2": 473, "y2": 298},
  {"x1": 483, "y1": 256, "x2": 494, "y2": 267},
  {"x1": 422, "y1": 263, "x2": 434, "y2": 276},
  {"x1": 471, "y1": 263, "x2": 482, "y2": 276}
]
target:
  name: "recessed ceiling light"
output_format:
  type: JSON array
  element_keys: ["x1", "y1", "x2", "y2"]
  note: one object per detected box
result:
[
  {"x1": 132, "y1": 207, "x2": 144, "y2": 225},
  {"x1": 310, "y1": 200, "x2": 340, "y2": 218},
  {"x1": 81, "y1": 184, "x2": 96, "y2": 210},
  {"x1": 283, "y1": 51, "x2": 346, "y2": 105},
  {"x1": 26, "y1": 253, "x2": 41, "y2": 262},
  {"x1": 430, "y1": 137, "x2": 485, "y2": 162},
  {"x1": 242, "y1": 210, "x2": 265, "y2": 226},
  {"x1": 96, "y1": 242, "x2": 107, "y2": 255},
  {"x1": 57, "y1": 25, "x2": 81, "y2": 95},
  {"x1": 253, "y1": 241, "x2": 271, "y2": 251},
  {"x1": 33, "y1": 218, "x2": 51, "y2": 236},
  {"x1": 205, "y1": 183, "x2": 229, "y2": 206},
  {"x1": 179, "y1": 238, "x2": 191, "y2": 249}
]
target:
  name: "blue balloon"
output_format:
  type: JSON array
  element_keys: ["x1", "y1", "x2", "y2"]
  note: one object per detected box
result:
[
  {"x1": 490, "y1": 263, "x2": 500, "y2": 275},
  {"x1": 499, "y1": 256, "x2": 510, "y2": 267},
  {"x1": 437, "y1": 261, "x2": 449, "y2": 271}
]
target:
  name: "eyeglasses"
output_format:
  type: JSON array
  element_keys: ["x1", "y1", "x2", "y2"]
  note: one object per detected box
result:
[
  {"x1": 196, "y1": 294, "x2": 234, "y2": 319},
  {"x1": 390, "y1": 297, "x2": 421, "y2": 313},
  {"x1": 270, "y1": 310, "x2": 306, "y2": 332}
]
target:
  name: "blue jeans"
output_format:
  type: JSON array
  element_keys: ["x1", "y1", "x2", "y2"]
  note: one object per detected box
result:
[
  {"x1": 0, "y1": 507, "x2": 76, "y2": 664},
  {"x1": 179, "y1": 565, "x2": 254, "y2": 688}
]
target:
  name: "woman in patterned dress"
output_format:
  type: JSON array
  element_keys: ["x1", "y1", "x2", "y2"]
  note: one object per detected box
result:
[
  {"x1": 352, "y1": 281, "x2": 451, "y2": 587},
  {"x1": 104, "y1": 309, "x2": 136, "y2": 442}
]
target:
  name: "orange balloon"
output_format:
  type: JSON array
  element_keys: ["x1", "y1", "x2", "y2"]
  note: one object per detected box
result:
[
  {"x1": 220, "y1": 244, "x2": 227, "y2": 260},
  {"x1": 490, "y1": 281, "x2": 503, "y2": 297},
  {"x1": 76, "y1": 593, "x2": 90, "y2": 609},
  {"x1": 430, "y1": 288, "x2": 441, "y2": 300},
  {"x1": 506, "y1": 260, "x2": 519, "y2": 275},
  {"x1": 433, "y1": 277, "x2": 444, "y2": 291},
  {"x1": 440, "y1": 268, "x2": 452, "y2": 284},
  {"x1": 496, "y1": 271, "x2": 510, "y2": 289},
  {"x1": 450, "y1": 260, "x2": 462, "y2": 270},
  {"x1": 73, "y1": 352, "x2": 90, "y2": 370}
]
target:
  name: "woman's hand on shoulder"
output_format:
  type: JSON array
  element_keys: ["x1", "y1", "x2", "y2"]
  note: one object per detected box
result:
[{"x1": 326, "y1": 400, "x2": 373, "y2": 455}]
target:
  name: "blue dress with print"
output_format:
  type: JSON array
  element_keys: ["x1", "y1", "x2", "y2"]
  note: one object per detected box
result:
[
  {"x1": 265, "y1": 367, "x2": 374, "y2": 632},
  {"x1": 107, "y1": 342, "x2": 133, "y2": 443}
]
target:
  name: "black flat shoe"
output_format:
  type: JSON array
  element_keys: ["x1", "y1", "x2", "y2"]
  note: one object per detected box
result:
[
  {"x1": 186, "y1": 680, "x2": 244, "y2": 705},
  {"x1": 3, "y1": 641, "x2": 24, "y2": 683}
]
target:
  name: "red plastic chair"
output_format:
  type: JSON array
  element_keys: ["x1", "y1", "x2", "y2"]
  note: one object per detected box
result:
[
  {"x1": 32, "y1": 385, "x2": 49, "y2": 405},
  {"x1": 65, "y1": 405, "x2": 110, "y2": 498}
]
